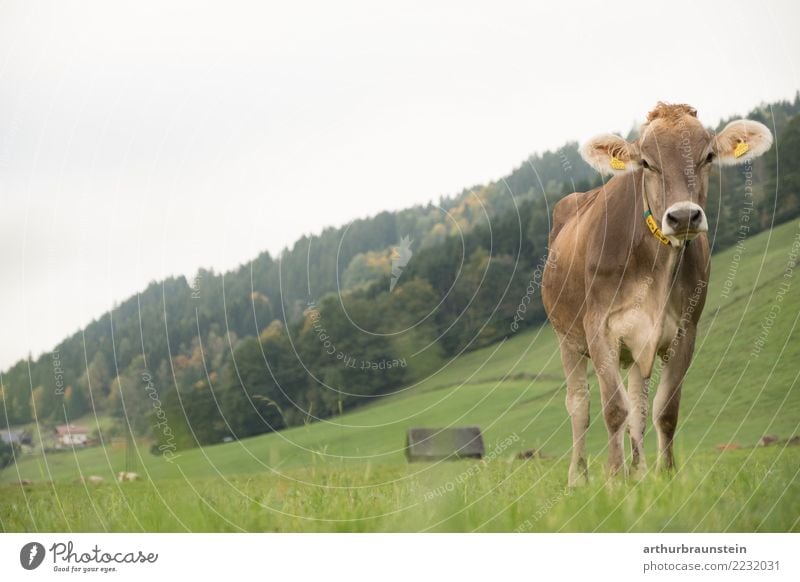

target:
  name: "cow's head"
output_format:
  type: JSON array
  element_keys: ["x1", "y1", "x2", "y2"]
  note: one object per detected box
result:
[{"x1": 579, "y1": 103, "x2": 773, "y2": 245}]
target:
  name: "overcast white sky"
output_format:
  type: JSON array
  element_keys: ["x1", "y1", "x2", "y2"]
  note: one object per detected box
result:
[{"x1": 0, "y1": 0, "x2": 798, "y2": 370}]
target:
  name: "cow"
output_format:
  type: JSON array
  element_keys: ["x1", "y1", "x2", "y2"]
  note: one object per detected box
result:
[{"x1": 542, "y1": 103, "x2": 772, "y2": 486}]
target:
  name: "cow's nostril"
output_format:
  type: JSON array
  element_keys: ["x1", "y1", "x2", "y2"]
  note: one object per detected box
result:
[
  {"x1": 665, "y1": 212, "x2": 679, "y2": 227},
  {"x1": 690, "y1": 209, "x2": 702, "y2": 225}
]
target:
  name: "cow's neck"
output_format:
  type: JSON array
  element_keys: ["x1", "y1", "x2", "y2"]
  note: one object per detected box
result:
[
  {"x1": 632, "y1": 174, "x2": 687, "y2": 305},
  {"x1": 617, "y1": 175, "x2": 689, "y2": 377}
]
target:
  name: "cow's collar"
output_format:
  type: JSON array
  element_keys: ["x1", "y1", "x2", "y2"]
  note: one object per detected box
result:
[{"x1": 641, "y1": 177, "x2": 687, "y2": 248}]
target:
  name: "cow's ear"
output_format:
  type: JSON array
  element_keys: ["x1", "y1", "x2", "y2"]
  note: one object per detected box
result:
[
  {"x1": 579, "y1": 134, "x2": 640, "y2": 175},
  {"x1": 713, "y1": 119, "x2": 773, "y2": 166}
]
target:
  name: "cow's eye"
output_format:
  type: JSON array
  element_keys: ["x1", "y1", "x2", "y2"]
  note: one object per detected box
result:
[
  {"x1": 705, "y1": 152, "x2": 715, "y2": 164},
  {"x1": 641, "y1": 159, "x2": 651, "y2": 171}
]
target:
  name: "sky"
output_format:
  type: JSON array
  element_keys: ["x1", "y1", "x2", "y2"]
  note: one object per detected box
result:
[{"x1": 0, "y1": 0, "x2": 798, "y2": 370}]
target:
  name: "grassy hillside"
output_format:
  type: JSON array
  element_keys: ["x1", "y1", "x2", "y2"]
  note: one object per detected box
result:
[{"x1": 2, "y1": 220, "x2": 799, "y2": 532}]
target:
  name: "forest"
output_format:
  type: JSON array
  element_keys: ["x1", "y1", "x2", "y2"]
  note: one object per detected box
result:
[{"x1": 2, "y1": 95, "x2": 799, "y2": 453}]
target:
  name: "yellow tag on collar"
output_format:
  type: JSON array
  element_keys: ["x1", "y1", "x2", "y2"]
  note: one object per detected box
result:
[
  {"x1": 734, "y1": 141, "x2": 749, "y2": 158},
  {"x1": 610, "y1": 156, "x2": 626, "y2": 171},
  {"x1": 645, "y1": 212, "x2": 671, "y2": 245}
]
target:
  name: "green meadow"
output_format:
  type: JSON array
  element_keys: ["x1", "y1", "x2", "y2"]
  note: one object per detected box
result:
[{"x1": 2, "y1": 220, "x2": 799, "y2": 532}]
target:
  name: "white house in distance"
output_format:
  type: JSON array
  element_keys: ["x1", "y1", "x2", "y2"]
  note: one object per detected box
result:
[{"x1": 54, "y1": 424, "x2": 89, "y2": 447}]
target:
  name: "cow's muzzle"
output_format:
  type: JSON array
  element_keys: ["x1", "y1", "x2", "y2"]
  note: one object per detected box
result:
[{"x1": 662, "y1": 202, "x2": 707, "y2": 240}]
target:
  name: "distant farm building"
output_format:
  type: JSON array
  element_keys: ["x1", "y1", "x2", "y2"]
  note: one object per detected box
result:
[{"x1": 54, "y1": 424, "x2": 89, "y2": 447}]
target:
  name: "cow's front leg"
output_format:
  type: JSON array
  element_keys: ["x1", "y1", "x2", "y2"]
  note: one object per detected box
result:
[
  {"x1": 588, "y1": 335, "x2": 629, "y2": 478},
  {"x1": 653, "y1": 323, "x2": 696, "y2": 472},
  {"x1": 627, "y1": 363, "x2": 649, "y2": 477}
]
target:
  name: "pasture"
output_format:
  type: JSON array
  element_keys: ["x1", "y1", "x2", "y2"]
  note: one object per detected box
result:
[
  {"x1": 2, "y1": 220, "x2": 799, "y2": 532},
  {"x1": 2, "y1": 447, "x2": 798, "y2": 532}
]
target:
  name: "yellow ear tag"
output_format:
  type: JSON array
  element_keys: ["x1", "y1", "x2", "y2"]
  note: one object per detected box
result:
[
  {"x1": 734, "y1": 141, "x2": 749, "y2": 159},
  {"x1": 610, "y1": 156, "x2": 626, "y2": 171}
]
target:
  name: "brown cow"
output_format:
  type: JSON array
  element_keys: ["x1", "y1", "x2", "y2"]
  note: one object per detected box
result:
[{"x1": 542, "y1": 103, "x2": 772, "y2": 486}]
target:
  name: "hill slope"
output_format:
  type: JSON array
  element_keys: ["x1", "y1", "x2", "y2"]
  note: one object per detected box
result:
[{"x1": 4, "y1": 219, "x2": 799, "y2": 485}]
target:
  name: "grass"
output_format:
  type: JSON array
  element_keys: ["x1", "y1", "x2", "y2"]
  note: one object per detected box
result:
[
  {"x1": 2, "y1": 447, "x2": 797, "y2": 532},
  {"x1": 1, "y1": 220, "x2": 799, "y2": 531}
]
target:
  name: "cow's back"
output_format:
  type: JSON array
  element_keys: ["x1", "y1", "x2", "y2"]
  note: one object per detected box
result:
[{"x1": 548, "y1": 188, "x2": 599, "y2": 246}]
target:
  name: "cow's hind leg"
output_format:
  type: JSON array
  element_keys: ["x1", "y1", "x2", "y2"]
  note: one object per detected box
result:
[
  {"x1": 627, "y1": 364, "x2": 648, "y2": 477},
  {"x1": 560, "y1": 344, "x2": 589, "y2": 487}
]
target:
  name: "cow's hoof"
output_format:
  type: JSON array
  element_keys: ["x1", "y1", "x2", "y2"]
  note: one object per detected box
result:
[
  {"x1": 629, "y1": 461, "x2": 649, "y2": 481},
  {"x1": 568, "y1": 458, "x2": 589, "y2": 488},
  {"x1": 605, "y1": 462, "x2": 628, "y2": 483}
]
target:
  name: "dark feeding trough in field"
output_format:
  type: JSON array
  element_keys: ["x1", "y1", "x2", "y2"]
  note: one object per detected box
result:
[{"x1": 405, "y1": 426, "x2": 485, "y2": 462}]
